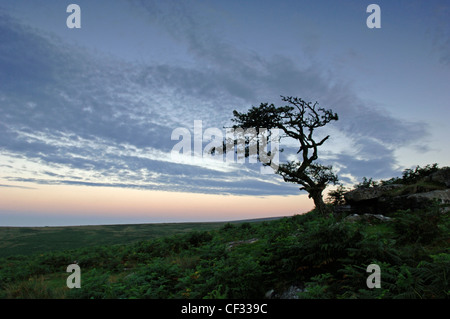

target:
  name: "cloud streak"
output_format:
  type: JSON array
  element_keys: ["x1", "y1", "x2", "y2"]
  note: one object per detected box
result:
[
  {"x1": 132, "y1": 0, "x2": 430, "y2": 180},
  {"x1": 0, "y1": 2, "x2": 432, "y2": 197}
]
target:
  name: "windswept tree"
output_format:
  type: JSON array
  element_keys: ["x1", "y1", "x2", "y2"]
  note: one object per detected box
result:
[{"x1": 231, "y1": 96, "x2": 339, "y2": 216}]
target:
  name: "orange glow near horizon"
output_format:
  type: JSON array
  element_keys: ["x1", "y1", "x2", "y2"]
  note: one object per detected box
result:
[{"x1": 0, "y1": 183, "x2": 314, "y2": 223}]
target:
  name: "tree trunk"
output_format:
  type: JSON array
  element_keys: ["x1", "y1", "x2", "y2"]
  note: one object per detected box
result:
[{"x1": 309, "y1": 188, "x2": 330, "y2": 216}]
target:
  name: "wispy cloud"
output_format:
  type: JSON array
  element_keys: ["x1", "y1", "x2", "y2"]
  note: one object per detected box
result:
[
  {"x1": 0, "y1": 184, "x2": 35, "y2": 190},
  {"x1": 132, "y1": 0, "x2": 431, "y2": 180},
  {"x1": 0, "y1": 2, "x2": 433, "y2": 197}
]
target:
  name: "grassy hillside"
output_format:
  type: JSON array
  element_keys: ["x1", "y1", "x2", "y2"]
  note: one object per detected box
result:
[
  {"x1": 0, "y1": 205, "x2": 448, "y2": 299},
  {"x1": 0, "y1": 220, "x2": 260, "y2": 258}
]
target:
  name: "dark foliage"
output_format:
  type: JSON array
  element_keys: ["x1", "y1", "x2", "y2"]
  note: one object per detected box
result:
[
  {"x1": 230, "y1": 96, "x2": 339, "y2": 216},
  {"x1": 1, "y1": 201, "x2": 448, "y2": 299}
]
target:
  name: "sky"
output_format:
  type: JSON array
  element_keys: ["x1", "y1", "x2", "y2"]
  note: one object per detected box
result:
[{"x1": 0, "y1": 0, "x2": 449, "y2": 226}]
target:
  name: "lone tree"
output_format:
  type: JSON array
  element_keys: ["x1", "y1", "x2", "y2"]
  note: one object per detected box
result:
[{"x1": 231, "y1": 96, "x2": 339, "y2": 216}]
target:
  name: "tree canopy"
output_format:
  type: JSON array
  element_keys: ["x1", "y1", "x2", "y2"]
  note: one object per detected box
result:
[{"x1": 231, "y1": 96, "x2": 339, "y2": 215}]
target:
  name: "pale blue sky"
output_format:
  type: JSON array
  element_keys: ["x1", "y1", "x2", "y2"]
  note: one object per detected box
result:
[{"x1": 0, "y1": 0, "x2": 449, "y2": 225}]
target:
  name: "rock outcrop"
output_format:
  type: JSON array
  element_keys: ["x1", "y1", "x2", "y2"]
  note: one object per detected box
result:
[
  {"x1": 407, "y1": 189, "x2": 450, "y2": 213},
  {"x1": 340, "y1": 167, "x2": 450, "y2": 215},
  {"x1": 344, "y1": 184, "x2": 403, "y2": 203},
  {"x1": 343, "y1": 184, "x2": 402, "y2": 214},
  {"x1": 226, "y1": 238, "x2": 259, "y2": 251},
  {"x1": 344, "y1": 213, "x2": 392, "y2": 223},
  {"x1": 265, "y1": 285, "x2": 306, "y2": 299},
  {"x1": 424, "y1": 167, "x2": 450, "y2": 187}
]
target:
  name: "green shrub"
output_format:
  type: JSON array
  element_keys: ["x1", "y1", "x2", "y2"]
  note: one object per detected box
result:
[
  {"x1": 401, "y1": 163, "x2": 439, "y2": 185},
  {"x1": 326, "y1": 185, "x2": 347, "y2": 206},
  {"x1": 393, "y1": 206, "x2": 443, "y2": 245},
  {"x1": 186, "y1": 231, "x2": 213, "y2": 247},
  {"x1": 1, "y1": 275, "x2": 66, "y2": 299},
  {"x1": 66, "y1": 268, "x2": 111, "y2": 299},
  {"x1": 1, "y1": 192, "x2": 448, "y2": 299},
  {"x1": 298, "y1": 273, "x2": 335, "y2": 299}
]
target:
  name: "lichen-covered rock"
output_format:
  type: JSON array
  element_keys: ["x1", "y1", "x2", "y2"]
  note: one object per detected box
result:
[
  {"x1": 425, "y1": 167, "x2": 450, "y2": 187},
  {"x1": 407, "y1": 189, "x2": 450, "y2": 207},
  {"x1": 344, "y1": 184, "x2": 403, "y2": 203},
  {"x1": 226, "y1": 238, "x2": 258, "y2": 251},
  {"x1": 344, "y1": 213, "x2": 392, "y2": 223}
]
